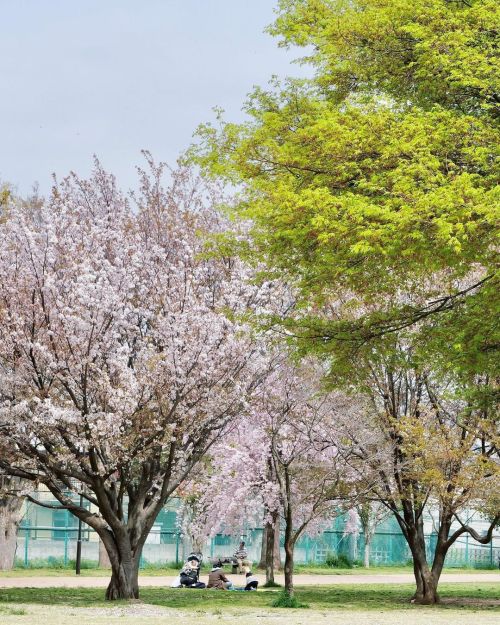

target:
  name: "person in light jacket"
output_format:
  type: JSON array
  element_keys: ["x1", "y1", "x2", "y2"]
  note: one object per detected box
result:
[{"x1": 233, "y1": 541, "x2": 251, "y2": 574}]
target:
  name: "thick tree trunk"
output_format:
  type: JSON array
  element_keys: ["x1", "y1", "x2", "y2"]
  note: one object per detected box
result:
[
  {"x1": 412, "y1": 555, "x2": 439, "y2": 604},
  {"x1": 106, "y1": 558, "x2": 140, "y2": 600},
  {"x1": 100, "y1": 531, "x2": 142, "y2": 600},
  {"x1": 0, "y1": 494, "x2": 23, "y2": 570},
  {"x1": 409, "y1": 526, "x2": 440, "y2": 605}
]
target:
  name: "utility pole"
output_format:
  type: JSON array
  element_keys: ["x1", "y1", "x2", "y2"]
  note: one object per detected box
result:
[{"x1": 75, "y1": 491, "x2": 84, "y2": 575}]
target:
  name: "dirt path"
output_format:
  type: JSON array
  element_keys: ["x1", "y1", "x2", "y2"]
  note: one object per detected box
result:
[
  {"x1": 1, "y1": 572, "x2": 499, "y2": 588},
  {"x1": 1, "y1": 603, "x2": 500, "y2": 625}
]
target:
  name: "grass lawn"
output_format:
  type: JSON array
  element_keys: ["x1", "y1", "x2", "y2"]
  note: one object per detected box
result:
[
  {"x1": 0, "y1": 584, "x2": 498, "y2": 625},
  {"x1": 0, "y1": 583, "x2": 498, "y2": 611}
]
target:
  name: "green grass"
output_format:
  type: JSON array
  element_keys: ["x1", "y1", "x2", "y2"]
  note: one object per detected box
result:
[
  {"x1": 0, "y1": 583, "x2": 498, "y2": 612},
  {"x1": 0, "y1": 605, "x2": 28, "y2": 615},
  {"x1": 271, "y1": 590, "x2": 309, "y2": 608}
]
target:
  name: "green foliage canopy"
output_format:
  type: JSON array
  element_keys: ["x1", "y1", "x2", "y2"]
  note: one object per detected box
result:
[{"x1": 192, "y1": 0, "x2": 499, "y2": 377}]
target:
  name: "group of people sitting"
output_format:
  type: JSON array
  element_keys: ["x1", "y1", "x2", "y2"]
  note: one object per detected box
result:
[{"x1": 173, "y1": 541, "x2": 258, "y2": 591}]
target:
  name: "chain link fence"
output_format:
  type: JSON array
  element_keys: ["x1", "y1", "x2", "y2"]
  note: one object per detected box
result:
[{"x1": 14, "y1": 492, "x2": 500, "y2": 570}]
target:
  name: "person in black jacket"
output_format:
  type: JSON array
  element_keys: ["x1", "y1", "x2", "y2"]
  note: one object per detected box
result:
[{"x1": 180, "y1": 558, "x2": 200, "y2": 587}]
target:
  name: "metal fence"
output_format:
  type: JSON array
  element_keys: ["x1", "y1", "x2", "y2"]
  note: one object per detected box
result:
[
  {"x1": 14, "y1": 491, "x2": 499, "y2": 569},
  {"x1": 15, "y1": 524, "x2": 500, "y2": 570}
]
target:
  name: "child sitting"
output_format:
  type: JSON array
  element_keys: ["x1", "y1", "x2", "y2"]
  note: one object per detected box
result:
[{"x1": 244, "y1": 571, "x2": 258, "y2": 591}]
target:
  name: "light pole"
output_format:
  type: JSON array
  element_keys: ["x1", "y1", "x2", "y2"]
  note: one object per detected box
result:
[{"x1": 75, "y1": 491, "x2": 84, "y2": 575}]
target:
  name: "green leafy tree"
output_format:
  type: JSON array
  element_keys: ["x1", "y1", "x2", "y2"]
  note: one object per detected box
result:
[
  {"x1": 191, "y1": 0, "x2": 500, "y2": 604},
  {"x1": 193, "y1": 0, "x2": 499, "y2": 376},
  {"x1": 333, "y1": 340, "x2": 499, "y2": 604}
]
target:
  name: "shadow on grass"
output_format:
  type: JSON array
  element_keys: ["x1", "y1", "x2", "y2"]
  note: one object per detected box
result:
[{"x1": 0, "y1": 584, "x2": 498, "y2": 612}]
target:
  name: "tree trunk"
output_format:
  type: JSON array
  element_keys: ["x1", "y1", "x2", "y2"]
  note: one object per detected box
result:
[
  {"x1": 283, "y1": 535, "x2": 295, "y2": 598},
  {"x1": 261, "y1": 512, "x2": 281, "y2": 583},
  {"x1": 412, "y1": 556, "x2": 439, "y2": 604},
  {"x1": 0, "y1": 494, "x2": 24, "y2": 570},
  {"x1": 266, "y1": 515, "x2": 282, "y2": 583},
  {"x1": 363, "y1": 534, "x2": 371, "y2": 568},
  {"x1": 409, "y1": 530, "x2": 439, "y2": 605},
  {"x1": 106, "y1": 559, "x2": 140, "y2": 600},
  {"x1": 101, "y1": 531, "x2": 141, "y2": 600},
  {"x1": 265, "y1": 524, "x2": 275, "y2": 583},
  {"x1": 105, "y1": 551, "x2": 140, "y2": 600}
]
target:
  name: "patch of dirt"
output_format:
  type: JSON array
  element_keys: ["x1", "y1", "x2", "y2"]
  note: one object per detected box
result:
[
  {"x1": 74, "y1": 602, "x2": 178, "y2": 617},
  {"x1": 1, "y1": 604, "x2": 500, "y2": 625},
  {"x1": 440, "y1": 597, "x2": 500, "y2": 607},
  {"x1": 1, "y1": 572, "x2": 500, "y2": 588}
]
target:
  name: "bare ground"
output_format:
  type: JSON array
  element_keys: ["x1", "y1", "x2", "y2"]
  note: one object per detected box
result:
[
  {"x1": 1, "y1": 603, "x2": 500, "y2": 625},
  {"x1": 0, "y1": 572, "x2": 499, "y2": 587}
]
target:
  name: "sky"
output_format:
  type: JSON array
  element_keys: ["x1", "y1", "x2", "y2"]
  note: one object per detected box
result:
[{"x1": 0, "y1": 0, "x2": 307, "y2": 194}]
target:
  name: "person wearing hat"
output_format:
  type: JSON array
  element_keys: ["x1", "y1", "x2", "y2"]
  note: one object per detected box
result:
[{"x1": 207, "y1": 564, "x2": 234, "y2": 590}]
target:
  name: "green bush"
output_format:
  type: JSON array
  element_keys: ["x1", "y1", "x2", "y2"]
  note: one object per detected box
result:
[
  {"x1": 272, "y1": 590, "x2": 308, "y2": 608},
  {"x1": 325, "y1": 552, "x2": 353, "y2": 568}
]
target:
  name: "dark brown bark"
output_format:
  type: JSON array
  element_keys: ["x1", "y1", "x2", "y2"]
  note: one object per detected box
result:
[
  {"x1": 409, "y1": 540, "x2": 439, "y2": 604},
  {"x1": 401, "y1": 509, "x2": 448, "y2": 605},
  {"x1": 101, "y1": 530, "x2": 141, "y2": 600},
  {"x1": 263, "y1": 511, "x2": 281, "y2": 583},
  {"x1": 283, "y1": 534, "x2": 295, "y2": 598},
  {"x1": 260, "y1": 510, "x2": 281, "y2": 582}
]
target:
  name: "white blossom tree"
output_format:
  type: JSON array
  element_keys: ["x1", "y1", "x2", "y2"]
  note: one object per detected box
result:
[
  {"x1": 181, "y1": 357, "x2": 361, "y2": 597},
  {"x1": 0, "y1": 157, "x2": 266, "y2": 599}
]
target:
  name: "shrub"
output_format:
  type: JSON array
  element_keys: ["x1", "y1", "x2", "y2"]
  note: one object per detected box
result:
[
  {"x1": 325, "y1": 552, "x2": 353, "y2": 568},
  {"x1": 272, "y1": 590, "x2": 308, "y2": 608}
]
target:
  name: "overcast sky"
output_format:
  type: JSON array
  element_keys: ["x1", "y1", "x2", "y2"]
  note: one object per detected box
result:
[{"x1": 1, "y1": 0, "x2": 306, "y2": 194}]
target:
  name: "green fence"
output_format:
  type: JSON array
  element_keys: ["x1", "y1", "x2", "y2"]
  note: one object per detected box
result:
[
  {"x1": 15, "y1": 492, "x2": 499, "y2": 569},
  {"x1": 16, "y1": 524, "x2": 499, "y2": 570}
]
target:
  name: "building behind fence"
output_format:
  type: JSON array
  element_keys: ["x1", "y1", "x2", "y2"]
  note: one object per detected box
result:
[{"x1": 16, "y1": 491, "x2": 500, "y2": 569}]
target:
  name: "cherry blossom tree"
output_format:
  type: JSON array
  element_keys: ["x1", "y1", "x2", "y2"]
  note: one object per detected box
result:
[
  {"x1": 261, "y1": 361, "x2": 360, "y2": 599},
  {"x1": 0, "y1": 157, "x2": 266, "y2": 599},
  {"x1": 177, "y1": 406, "x2": 278, "y2": 566},
  {"x1": 182, "y1": 357, "x2": 361, "y2": 597}
]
